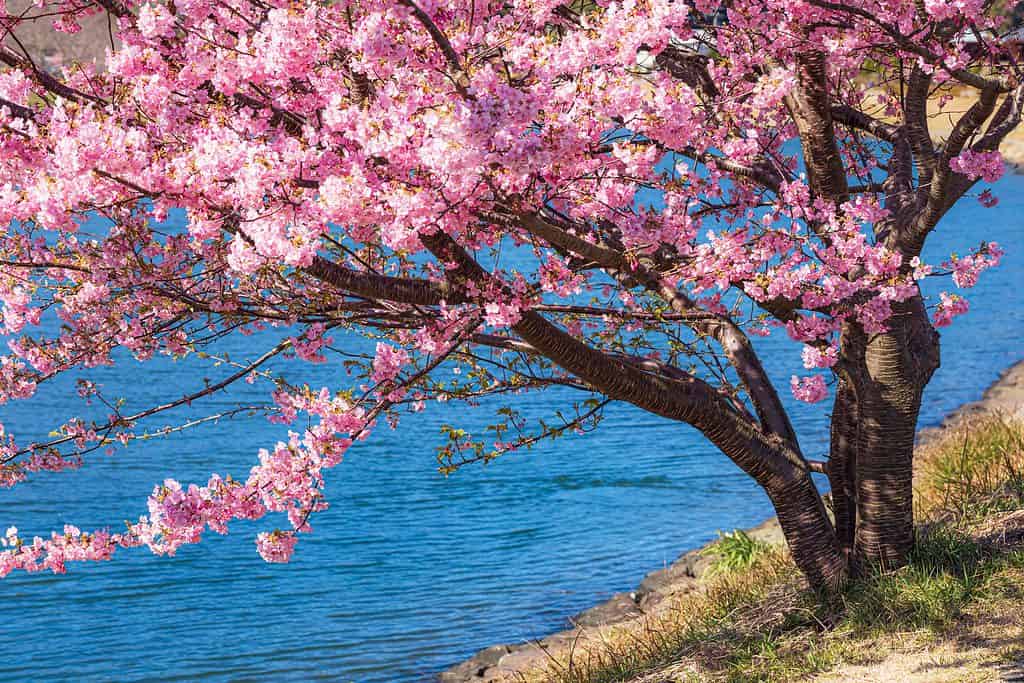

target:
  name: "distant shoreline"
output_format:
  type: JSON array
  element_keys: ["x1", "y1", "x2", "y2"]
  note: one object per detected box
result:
[
  {"x1": 861, "y1": 86, "x2": 1024, "y2": 168},
  {"x1": 440, "y1": 358, "x2": 1024, "y2": 682}
]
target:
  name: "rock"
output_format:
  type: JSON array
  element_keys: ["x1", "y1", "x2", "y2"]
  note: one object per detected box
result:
[
  {"x1": 637, "y1": 579, "x2": 700, "y2": 612},
  {"x1": 495, "y1": 647, "x2": 551, "y2": 676},
  {"x1": 536, "y1": 629, "x2": 582, "y2": 651},
  {"x1": 637, "y1": 549, "x2": 701, "y2": 596},
  {"x1": 746, "y1": 517, "x2": 785, "y2": 546},
  {"x1": 438, "y1": 644, "x2": 515, "y2": 682},
  {"x1": 683, "y1": 547, "x2": 716, "y2": 579},
  {"x1": 571, "y1": 591, "x2": 643, "y2": 627}
]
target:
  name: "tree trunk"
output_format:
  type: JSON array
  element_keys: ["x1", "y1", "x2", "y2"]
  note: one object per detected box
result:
[
  {"x1": 767, "y1": 470, "x2": 848, "y2": 591},
  {"x1": 740, "y1": 296, "x2": 938, "y2": 589},
  {"x1": 827, "y1": 378, "x2": 858, "y2": 563},
  {"x1": 833, "y1": 297, "x2": 940, "y2": 573}
]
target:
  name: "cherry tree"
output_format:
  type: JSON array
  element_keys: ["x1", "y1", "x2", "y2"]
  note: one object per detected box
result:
[{"x1": 0, "y1": 0, "x2": 1018, "y2": 591}]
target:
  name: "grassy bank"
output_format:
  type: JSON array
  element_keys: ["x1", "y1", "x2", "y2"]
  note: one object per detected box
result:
[
  {"x1": 516, "y1": 415, "x2": 1024, "y2": 683},
  {"x1": 861, "y1": 83, "x2": 1024, "y2": 167}
]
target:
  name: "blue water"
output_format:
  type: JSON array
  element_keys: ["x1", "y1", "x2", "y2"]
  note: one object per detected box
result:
[{"x1": 0, "y1": 174, "x2": 1022, "y2": 682}]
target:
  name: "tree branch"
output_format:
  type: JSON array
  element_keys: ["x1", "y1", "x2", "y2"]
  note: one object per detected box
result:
[
  {"x1": 904, "y1": 66, "x2": 937, "y2": 182},
  {"x1": 397, "y1": 0, "x2": 473, "y2": 98},
  {"x1": 0, "y1": 96, "x2": 33, "y2": 121},
  {"x1": 976, "y1": 84, "x2": 1024, "y2": 151},
  {"x1": 302, "y1": 255, "x2": 467, "y2": 306},
  {"x1": 504, "y1": 208, "x2": 800, "y2": 445},
  {"x1": 905, "y1": 86, "x2": 1000, "y2": 254},
  {"x1": 831, "y1": 104, "x2": 899, "y2": 143},
  {"x1": 418, "y1": 228, "x2": 811, "y2": 487},
  {"x1": 786, "y1": 52, "x2": 849, "y2": 207}
]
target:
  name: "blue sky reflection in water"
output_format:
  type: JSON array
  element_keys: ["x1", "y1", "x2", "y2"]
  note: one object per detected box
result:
[{"x1": 0, "y1": 171, "x2": 1021, "y2": 682}]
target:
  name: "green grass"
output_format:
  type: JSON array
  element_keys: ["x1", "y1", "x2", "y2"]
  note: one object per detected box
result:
[
  {"x1": 669, "y1": 531, "x2": 1024, "y2": 683},
  {"x1": 544, "y1": 550, "x2": 794, "y2": 683},
  {"x1": 702, "y1": 529, "x2": 772, "y2": 576},
  {"x1": 841, "y1": 528, "x2": 996, "y2": 632}
]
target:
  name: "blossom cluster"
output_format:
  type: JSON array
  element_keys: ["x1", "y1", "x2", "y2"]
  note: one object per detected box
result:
[
  {"x1": 950, "y1": 150, "x2": 1005, "y2": 184},
  {"x1": 0, "y1": 389, "x2": 369, "y2": 575}
]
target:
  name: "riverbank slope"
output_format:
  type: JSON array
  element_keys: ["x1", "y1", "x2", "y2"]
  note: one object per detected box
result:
[{"x1": 441, "y1": 360, "x2": 1024, "y2": 682}]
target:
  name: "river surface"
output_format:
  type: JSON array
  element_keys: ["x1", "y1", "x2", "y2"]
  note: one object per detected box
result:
[{"x1": 1, "y1": 174, "x2": 1022, "y2": 682}]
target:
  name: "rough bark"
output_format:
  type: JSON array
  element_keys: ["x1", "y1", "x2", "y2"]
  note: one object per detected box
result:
[
  {"x1": 844, "y1": 296, "x2": 940, "y2": 571},
  {"x1": 511, "y1": 210, "x2": 799, "y2": 446},
  {"x1": 828, "y1": 379, "x2": 859, "y2": 562},
  {"x1": 768, "y1": 472, "x2": 848, "y2": 592},
  {"x1": 787, "y1": 52, "x2": 849, "y2": 207}
]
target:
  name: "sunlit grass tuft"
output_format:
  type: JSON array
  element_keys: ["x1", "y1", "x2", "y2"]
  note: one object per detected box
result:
[
  {"x1": 915, "y1": 414, "x2": 1024, "y2": 522},
  {"x1": 702, "y1": 529, "x2": 773, "y2": 577}
]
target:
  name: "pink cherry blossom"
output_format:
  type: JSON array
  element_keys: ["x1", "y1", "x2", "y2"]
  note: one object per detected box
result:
[
  {"x1": 372, "y1": 343, "x2": 410, "y2": 383},
  {"x1": 802, "y1": 345, "x2": 838, "y2": 369},
  {"x1": 950, "y1": 150, "x2": 1005, "y2": 183},
  {"x1": 137, "y1": 3, "x2": 175, "y2": 40},
  {"x1": 255, "y1": 531, "x2": 299, "y2": 563},
  {"x1": 933, "y1": 292, "x2": 970, "y2": 328},
  {"x1": 790, "y1": 375, "x2": 829, "y2": 403}
]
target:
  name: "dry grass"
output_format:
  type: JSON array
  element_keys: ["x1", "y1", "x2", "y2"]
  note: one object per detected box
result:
[
  {"x1": 512, "y1": 416, "x2": 1024, "y2": 683},
  {"x1": 915, "y1": 414, "x2": 1024, "y2": 523},
  {"x1": 520, "y1": 550, "x2": 798, "y2": 683}
]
